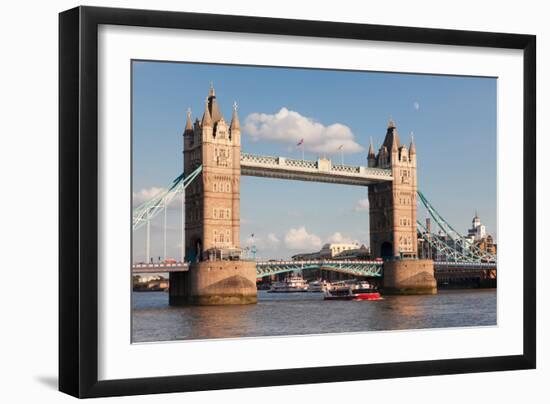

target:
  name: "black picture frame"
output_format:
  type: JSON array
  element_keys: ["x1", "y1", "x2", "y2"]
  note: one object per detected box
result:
[{"x1": 59, "y1": 5, "x2": 536, "y2": 398}]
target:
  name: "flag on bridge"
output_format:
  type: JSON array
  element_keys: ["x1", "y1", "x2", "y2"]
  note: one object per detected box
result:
[
  {"x1": 297, "y1": 138, "x2": 304, "y2": 146},
  {"x1": 337, "y1": 144, "x2": 344, "y2": 150}
]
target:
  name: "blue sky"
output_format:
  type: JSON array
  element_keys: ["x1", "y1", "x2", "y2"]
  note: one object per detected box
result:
[{"x1": 132, "y1": 61, "x2": 496, "y2": 261}]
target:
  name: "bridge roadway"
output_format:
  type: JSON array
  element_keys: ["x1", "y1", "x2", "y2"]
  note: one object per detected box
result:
[
  {"x1": 240, "y1": 153, "x2": 393, "y2": 186},
  {"x1": 132, "y1": 259, "x2": 383, "y2": 278},
  {"x1": 132, "y1": 260, "x2": 497, "y2": 279},
  {"x1": 433, "y1": 261, "x2": 497, "y2": 283},
  {"x1": 132, "y1": 262, "x2": 189, "y2": 274}
]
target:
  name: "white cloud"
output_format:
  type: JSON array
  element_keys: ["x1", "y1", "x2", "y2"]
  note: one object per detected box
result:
[
  {"x1": 133, "y1": 187, "x2": 165, "y2": 206},
  {"x1": 354, "y1": 198, "x2": 370, "y2": 212},
  {"x1": 284, "y1": 226, "x2": 323, "y2": 250},
  {"x1": 326, "y1": 232, "x2": 359, "y2": 245},
  {"x1": 267, "y1": 233, "x2": 280, "y2": 245},
  {"x1": 414, "y1": 101, "x2": 420, "y2": 111},
  {"x1": 244, "y1": 107, "x2": 364, "y2": 154},
  {"x1": 244, "y1": 232, "x2": 280, "y2": 249},
  {"x1": 132, "y1": 186, "x2": 184, "y2": 210}
]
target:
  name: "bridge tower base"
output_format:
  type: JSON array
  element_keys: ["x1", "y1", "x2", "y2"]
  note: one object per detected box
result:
[
  {"x1": 383, "y1": 259, "x2": 437, "y2": 295},
  {"x1": 169, "y1": 261, "x2": 257, "y2": 305}
]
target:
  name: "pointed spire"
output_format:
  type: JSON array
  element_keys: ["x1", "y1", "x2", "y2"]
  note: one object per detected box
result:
[
  {"x1": 230, "y1": 101, "x2": 240, "y2": 130},
  {"x1": 185, "y1": 108, "x2": 193, "y2": 131},
  {"x1": 207, "y1": 83, "x2": 223, "y2": 123},
  {"x1": 201, "y1": 96, "x2": 212, "y2": 127},
  {"x1": 368, "y1": 136, "x2": 375, "y2": 159},
  {"x1": 409, "y1": 131, "x2": 416, "y2": 155},
  {"x1": 209, "y1": 81, "x2": 215, "y2": 97},
  {"x1": 383, "y1": 116, "x2": 400, "y2": 151}
]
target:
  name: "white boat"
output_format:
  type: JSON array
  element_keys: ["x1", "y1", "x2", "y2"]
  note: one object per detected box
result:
[
  {"x1": 268, "y1": 274, "x2": 308, "y2": 293},
  {"x1": 307, "y1": 280, "x2": 330, "y2": 292}
]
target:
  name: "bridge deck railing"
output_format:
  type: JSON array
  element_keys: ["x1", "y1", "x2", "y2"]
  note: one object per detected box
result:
[{"x1": 240, "y1": 153, "x2": 392, "y2": 180}]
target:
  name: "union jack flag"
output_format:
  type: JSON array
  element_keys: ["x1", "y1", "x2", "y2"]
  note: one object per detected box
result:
[{"x1": 296, "y1": 138, "x2": 304, "y2": 146}]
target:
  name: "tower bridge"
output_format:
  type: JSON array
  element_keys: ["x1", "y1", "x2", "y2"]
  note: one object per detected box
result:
[{"x1": 132, "y1": 85, "x2": 495, "y2": 305}]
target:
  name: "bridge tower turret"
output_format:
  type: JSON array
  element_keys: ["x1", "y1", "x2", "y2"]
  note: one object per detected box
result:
[
  {"x1": 368, "y1": 119, "x2": 418, "y2": 259},
  {"x1": 367, "y1": 137, "x2": 376, "y2": 168}
]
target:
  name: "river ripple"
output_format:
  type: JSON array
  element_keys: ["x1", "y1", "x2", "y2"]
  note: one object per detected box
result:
[{"x1": 132, "y1": 289, "x2": 496, "y2": 343}]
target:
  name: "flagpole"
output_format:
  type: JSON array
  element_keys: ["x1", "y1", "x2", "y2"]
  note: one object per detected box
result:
[
  {"x1": 341, "y1": 148, "x2": 344, "y2": 165},
  {"x1": 297, "y1": 139, "x2": 305, "y2": 160}
]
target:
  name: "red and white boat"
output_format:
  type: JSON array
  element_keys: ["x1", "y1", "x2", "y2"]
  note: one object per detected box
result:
[{"x1": 323, "y1": 280, "x2": 382, "y2": 301}]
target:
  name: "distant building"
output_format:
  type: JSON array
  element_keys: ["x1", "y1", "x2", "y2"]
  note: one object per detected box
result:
[
  {"x1": 466, "y1": 213, "x2": 496, "y2": 254},
  {"x1": 417, "y1": 214, "x2": 496, "y2": 261},
  {"x1": 320, "y1": 243, "x2": 360, "y2": 259},
  {"x1": 476, "y1": 234, "x2": 497, "y2": 255},
  {"x1": 291, "y1": 242, "x2": 370, "y2": 261},
  {"x1": 133, "y1": 275, "x2": 169, "y2": 291},
  {"x1": 467, "y1": 212, "x2": 487, "y2": 241},
  {"x1": 291, "y1": 251, "x2": 321, "y2": 261},
  {"x1": 333, "y1": 244, "x2": 370, "y2": 260}
]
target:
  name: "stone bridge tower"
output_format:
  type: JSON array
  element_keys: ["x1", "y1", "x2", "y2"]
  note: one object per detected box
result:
[
  {"x1": 368, "y1": 119, "x2": 418, "y2": 259},
  {"x1": 183, "y1": 85, "x2": 241, "y2": 262},
  {"x1": 170, "y1": 85, "x2": 257, "y2": 305},
  {"x1": 368, "y1": 119, "x2": 436, "y2": 294}
]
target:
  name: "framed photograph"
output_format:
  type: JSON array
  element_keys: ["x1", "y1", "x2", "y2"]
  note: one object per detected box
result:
[{"x1": 59, "y1": 6, "x2": 536, "y2": 398}]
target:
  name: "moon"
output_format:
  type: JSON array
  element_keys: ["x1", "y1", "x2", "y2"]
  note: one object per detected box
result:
[{"x1": 413, "y1": 101, "x2": 420, "y2": 111}]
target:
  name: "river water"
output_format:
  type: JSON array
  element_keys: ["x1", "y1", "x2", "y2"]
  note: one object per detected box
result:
[{"x1": 132, "y1": 289, "x2": 496, "y2": 343}]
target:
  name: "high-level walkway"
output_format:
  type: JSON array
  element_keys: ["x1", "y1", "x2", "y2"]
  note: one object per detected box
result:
[{"x1": 240, "y1": 153, "x2": 392, "y2": 186}]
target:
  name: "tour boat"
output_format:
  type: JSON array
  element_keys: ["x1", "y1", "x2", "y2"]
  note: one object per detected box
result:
[
  {"x1": 350, "y1": 281, "x2": 383, "y2": 300},
  {"x1": 268, "y1": 274, "x2": 309, "y2": 293},
  {"x1": 307, "y1": 280, "x2": 330, "y2": 292},
  {"x1": 323, "y1": 280, "x2": 382, "y2": 301}
]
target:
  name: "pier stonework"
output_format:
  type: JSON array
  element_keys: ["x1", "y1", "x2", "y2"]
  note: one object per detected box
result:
[
  {"x1": 382, "y1": 259, "x2": 437, "y2": 294},
  {"x1": 368, "y1": 120, "x2": 437, "y2": 294},
  {"x1": 169, "y1": 86, "x2": 257, "y2": 305},
  {"x1": 169, "y1": 261, "x2": 257, "y2": 305}
]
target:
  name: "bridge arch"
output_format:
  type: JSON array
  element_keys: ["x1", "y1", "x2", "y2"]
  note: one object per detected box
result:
[
  {"x1": 381, "y1": 241, "x2": 393, "y2": 259},
  {"x1": 186, "y1": 238, "x2": 202, "y2": 263}
]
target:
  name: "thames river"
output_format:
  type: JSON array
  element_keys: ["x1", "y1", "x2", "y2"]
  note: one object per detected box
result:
[{"x1": 132, "y1": 289, "x2": 496, "y2": 343}]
